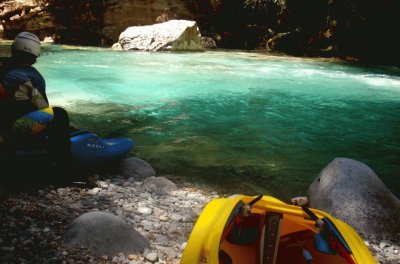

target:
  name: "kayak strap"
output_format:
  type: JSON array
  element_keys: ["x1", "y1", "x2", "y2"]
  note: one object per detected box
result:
[{"x1": 262, "y1": 212, "x2": 283, "y2": 264}]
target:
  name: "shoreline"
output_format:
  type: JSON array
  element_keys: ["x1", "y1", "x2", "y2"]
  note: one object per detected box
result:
[{"x1": 1, "y1": 173, "x2": 399, "y2": 264}]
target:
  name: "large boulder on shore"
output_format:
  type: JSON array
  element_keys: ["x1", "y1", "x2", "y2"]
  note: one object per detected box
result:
[
  {"x1": 113, "y1": 19, "x2": 204, "y2": 51},
  {"x1": 308, "y1": 157, "x2": 400, "y2": 237},
  {"x1": 119, "y1": 157, "x2": 156, "y2": 181},
  {"x1": 63, "y1": 211, "x2": 150, "y2": 257},
  {"x1": 143, "y1": 176, "x2": 178, "y2": 195}
]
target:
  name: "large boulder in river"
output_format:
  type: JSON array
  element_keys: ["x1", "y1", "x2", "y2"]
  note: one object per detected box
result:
[
  {"x1": 63, "y1": 211, "x2": 150, "y2": 257},
  {"x1": 113, "y1": 19, "x2": 204, "y2": 51},
  {"x1": 308, "y1": 157, "x2": 400, "y2": 237}
]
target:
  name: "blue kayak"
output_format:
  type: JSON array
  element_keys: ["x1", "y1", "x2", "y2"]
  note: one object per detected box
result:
[
  {"x1": 69, "y1": 129, "x2": 134, "y2": 165},
  {"x1": 0, "y1": 129, "x2": 134, "y2": 166}
]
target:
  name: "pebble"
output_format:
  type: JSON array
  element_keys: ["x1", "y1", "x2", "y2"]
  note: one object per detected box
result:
[
  {"x1": 169, "y1": 213, "x2": 182, "y2": 221},
  {"x1": 128, "y1": 254, "x2": 137, "y2": 260},
  {"x1": 87, "y1": 187, "x2": 101, "y2": 195},
  {"x1": 9, "y1": 206, "x2": 20, "y2": 214},
  {"x1": 1, "y1": 246, "x2": 15, "y2": 252},
  {"x1": 138, "y1": 207, "x2": 152, "y2": 215},
  {"x1": 1, "y1": 174, "x2": 399, "y2": 264},
  {"x1": 145, "y1": 252, "x2": 158, "y2": 262},
  {"x1": 0, "y1": 175, "x2": 215, "y2": 264},
  {"x1": 180, "y1": 242, "x2": 187, "y2": 250},
  {"x1": 364, "y1": 235, "x2": 400, "y2": 264}
]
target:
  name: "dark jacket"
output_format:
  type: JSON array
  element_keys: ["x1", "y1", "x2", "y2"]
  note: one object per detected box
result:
[{"x1": 0, "y1": 57, "x2": 48, "y2": 134}]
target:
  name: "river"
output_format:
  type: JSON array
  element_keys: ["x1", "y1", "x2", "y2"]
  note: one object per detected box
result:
[{"x1": 1, "y1": 43, "x2": 399, "y2": 200}]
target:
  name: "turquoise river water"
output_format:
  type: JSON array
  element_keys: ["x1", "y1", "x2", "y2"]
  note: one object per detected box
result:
[{"x1": 1, "y1": 43, "x2": 400, "y2": 200}]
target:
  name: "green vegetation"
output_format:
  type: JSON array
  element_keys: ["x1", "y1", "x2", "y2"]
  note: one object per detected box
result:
[{"x1": 241, "y1": 0, "x2": 400, "y2": 65}]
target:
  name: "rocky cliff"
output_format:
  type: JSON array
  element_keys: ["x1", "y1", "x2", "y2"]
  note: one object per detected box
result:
[
  {"x1": 0, "y1": 0, "x2": 196, "y2": 45},
  {"x1": 102, "y1": 0, "x2": 194, "y2": 45},
  {"x1": 1, "y1": 0, "x2": 399, "y2": 66},
  {"x1": 0, "y1": 0, "x2": 53, "y2": 39}
]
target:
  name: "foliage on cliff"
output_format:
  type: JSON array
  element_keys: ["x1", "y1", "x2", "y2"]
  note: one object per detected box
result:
[
  {"x1": 1, "y1": 0, "x2": 399, "y2": 65},
  {"x1": 184, "y1": 0, "x2": 399, "y2": 64},
  {"x1": 241, "y1": 0, "x2": 400, "y2": 65},
  {"x1": 45, "y1": 0, "x2": 105, "y2": 45}
]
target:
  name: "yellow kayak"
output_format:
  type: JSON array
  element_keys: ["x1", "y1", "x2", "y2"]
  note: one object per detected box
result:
[{"x1": 181, "y1": 195, "x2": 376, "y2": 264}]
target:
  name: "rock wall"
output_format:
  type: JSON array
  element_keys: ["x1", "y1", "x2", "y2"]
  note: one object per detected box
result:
[
  {"x1": 1, "y1": 0, "x2": 399, "y2": 66},
  {"x1": 0, "y1": 0, "x2": 273, "y2": 48},
  {"x1": 0, "y1": 0, "x2": 197, "y2": 45},
  {"x1": 0, "y1": 0, "x2": 53, "y2": 39},
  {"x1": 47, "y1": 0, "x2": 105, "y2": 45},
  {"x1": 102, "y1": 0, "x2": 194, "y2": 45}
]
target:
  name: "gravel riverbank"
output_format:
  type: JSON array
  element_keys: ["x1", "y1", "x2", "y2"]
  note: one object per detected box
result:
[{"x1": 1, "y1": 174, "x2": 399, "y2": 264}]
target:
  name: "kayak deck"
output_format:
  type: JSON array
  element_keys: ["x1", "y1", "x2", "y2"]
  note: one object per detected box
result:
[
  {"x1": 181, "y1": 195, "x2": 376, "y2": 264},
  {"x1": 219, "y1": 210, "x2": 348, "y2": 264}
]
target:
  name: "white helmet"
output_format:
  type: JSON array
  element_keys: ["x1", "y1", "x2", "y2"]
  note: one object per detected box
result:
[{"x1": 12, "y1": 32, "x2": 41, "y2": 57}]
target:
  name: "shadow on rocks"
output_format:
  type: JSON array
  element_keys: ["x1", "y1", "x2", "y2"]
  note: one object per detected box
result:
[{"x1": 0, "y1": 154, "x2": 122, "y2": 193}]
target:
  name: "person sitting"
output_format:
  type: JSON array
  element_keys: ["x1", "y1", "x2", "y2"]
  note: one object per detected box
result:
[{"x1": 0, "y1": 32, "x2": 70, "y2": 163}]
